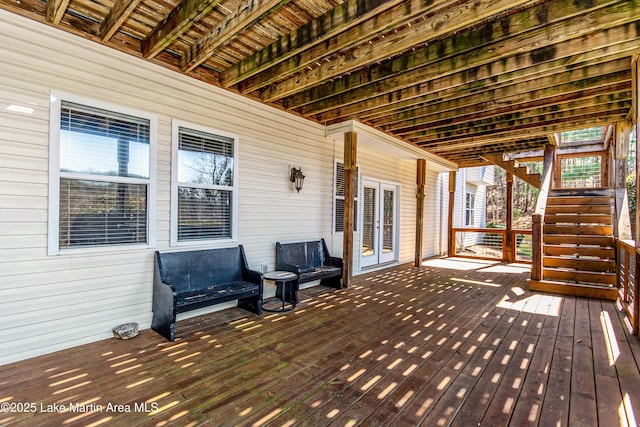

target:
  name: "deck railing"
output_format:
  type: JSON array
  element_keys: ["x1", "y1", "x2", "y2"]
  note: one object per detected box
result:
[
  {"x1": 616, "y1": 239, "x2": 639, "y2": 337},
  {"x1": 531, "y1": 146, "x2": 555, "y2": 281},
  {"x1": 451, "y1": 227, "x2": 531, "y2": 263}
]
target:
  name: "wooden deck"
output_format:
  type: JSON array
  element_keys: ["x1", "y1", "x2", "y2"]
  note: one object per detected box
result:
[{"x1": 2, "y1": 258, "x2": 640, "y2": 427}]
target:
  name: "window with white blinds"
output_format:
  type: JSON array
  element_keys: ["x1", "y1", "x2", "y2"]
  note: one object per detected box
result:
[
  {"x1": 50, "y1": 97, "x2": 154, "y2": 252},
  {"x1": 334, "y1": 161, "x2": 358, "y2": 233},
  {"x1": 172, "y1": 122, "x2": 238, "y2": 244}
]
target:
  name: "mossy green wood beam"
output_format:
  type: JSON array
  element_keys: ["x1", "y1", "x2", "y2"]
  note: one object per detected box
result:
[
  {"x1": 181, "y1": 0, "x2": 295, "y2": 72},
  {"x1": 221, "y1": 0, "x2": 410, "y2": 89},
  {"x1": 46, "y1": 0, "x2": 69, "y2": 24},
  {"x1": 416, "y1": 112, "x2": 627, "y2": 151},
  {"x1": 299, "y1": 0, "x2": 638, "y2": 118},
  {"x1": 413, "y1": 102, "x2": 629, "y2": 147},
  {"x1": 404, "y1": 92, "x2": 630, "y2": 153},
  {"x1": 141, "y1": 0, "x2": 223, "y2": 58},
  {"x1": 100, "y1": 0, "x2": 144, "y2": 41},
  {"x1": 260, "y1": 0, "x2": 542, "y2": 103},
  {"x1": 377, "y1": 61, "x2": 631, "y2": 133},
  {"x1": 381, "y1": 85, "x2": 630, "y2": 137},
  {"x1": 312, "y1": 34, "x2": 640, "y2": 125}
]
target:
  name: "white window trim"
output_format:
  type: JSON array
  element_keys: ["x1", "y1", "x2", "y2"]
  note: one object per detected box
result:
[
  {"x1": 465, "y1": 191, "x2": 476, "y2": 227},
  {"x1": 47, "y1": 90, "x2": 157, "y2": 256},
  {"x1": 333, "y1": 160, "x2": 359, "y2": 234},
  {"x1": 170, "y1": 119, "x2": 239, "y2": 247}
]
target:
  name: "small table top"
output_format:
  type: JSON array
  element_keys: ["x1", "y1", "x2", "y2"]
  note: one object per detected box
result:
[{"x1": 263, "y1": 270, "x2": 297, "y2": 281}]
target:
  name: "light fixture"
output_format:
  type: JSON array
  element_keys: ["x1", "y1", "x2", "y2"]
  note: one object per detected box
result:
[{"x1": 290, "y1": 167, "x2": 305, "y2": 193}]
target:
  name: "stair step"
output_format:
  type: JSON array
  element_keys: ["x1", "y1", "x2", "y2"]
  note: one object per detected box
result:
[
  {"x1": 545, "y1": 204, "x2": 613, "y2": 214},
  {"x1": 528, "y1": 280, "x2": 618, "y2": 300},
  {"x1": 544, "y1": 235, "x2": 614, "y2": 246},
  {"x1": 543, "y1": 257, "x2": 615, "y2": 272},
  {"x1": 549, "y1": 188, "x2": 615, "y2": 197},
  {"x1": 544, "y1": 224, "x2": 613, "y2": 235},
  {"x1": 543, "y1": 214, "x2": 612, "y2": 225},
  {"x1": 542, "y1": 268, "x2": 617, "y2": 285},
  {"x1": 543, "y1": 245, "x2": 615, "y2": 258},
  {"x1": 547, "y1": 196, "x2": 612, "y2": 206}
]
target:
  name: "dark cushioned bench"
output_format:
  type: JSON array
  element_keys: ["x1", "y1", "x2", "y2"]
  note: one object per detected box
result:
[
  {"x1": 152, "y1": 245, "x2": 262, "y2": 341},
  {"x1": 275, "y1": 239, "x2": 343, "y2": 301}
]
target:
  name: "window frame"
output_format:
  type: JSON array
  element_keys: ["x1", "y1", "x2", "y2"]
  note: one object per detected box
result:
[
  {"x1": 48, "y1": 91, "x2": 157, "y2": 256},
  {"x1": 333, "y1": 160, "x2": 359, "y2": 234},
  {"x1": 170, "y1": 119, "x2": 239, "y2": 246},
  {"x1": 465, "y1": 191, "x2": 476, "y2": 227}
]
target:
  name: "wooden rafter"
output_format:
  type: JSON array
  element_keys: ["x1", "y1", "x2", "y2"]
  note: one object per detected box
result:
[
  {"x1": 142, "y1": 0, "x2": 223, "y2": 58},
  {"x1": 259, "y1": 0, "x2": 541, "y2": 102},
  {"x1": 299, "y1": 0, "x2": 639, "y2": 119},
  {"x1": 221, "y1": 0, "x2": 407, "y2": 89},
  {"x1": 181, "y1": 0, "x2": 295, "y2": 72},
  {"x1": 223, "y1": 0, "x2": 441, "y2": 91},
  {"x1": 45, "y1": 0, "x2": 69, "y2": 24},
  {"x1": 100, "y1": 0, "x2": 144, "y2": 42}
]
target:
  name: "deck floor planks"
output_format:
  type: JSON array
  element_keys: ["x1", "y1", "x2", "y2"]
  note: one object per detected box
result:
[
  {"x1": 538, "y1": 295, "x2": 576, "y2": 427},
  {"x1": 507, "y1": 295, "x2": 562, "y2": 426},
  {"x1": 588, "y1": 298, "x2": 625, "y2": 427},
  {"x1": 363, "y1": 269, "x2": 527, "y2": 426},
  {"x1": 307, "y1": 272, "x2": 515, "y2": 426},
  {"x1": 474, "y1": 293, "x2": 555, "y2": 427},
  {"x1": 447, "y1": 289, "x2": 542, "y2": 427},
  {"x1": 243, "y1": 270, "x2": 480, "y2": 426},
  {"x1": 1, "y1": 260, "x2": 639, "y2": 427},
  {"x1": 568, "y1": 298, "x2": 598, "y2": 427}
]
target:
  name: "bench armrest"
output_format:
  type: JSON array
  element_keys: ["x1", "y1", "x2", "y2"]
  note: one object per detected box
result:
[
  {"x1": 242, "y1": 268, "x2": 263, "y2": 286},
  {"x1": 326, "y1": 256, "x2": 343, "y2": 269}
]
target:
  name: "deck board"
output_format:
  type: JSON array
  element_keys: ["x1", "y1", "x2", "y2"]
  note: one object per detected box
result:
[{"x1": 0, "y1": 259, "x2": 639, "y2": 427}]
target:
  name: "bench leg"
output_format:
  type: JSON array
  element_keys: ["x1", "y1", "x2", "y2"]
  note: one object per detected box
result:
[
  {"x1": 238, "y1": 296, "x2": 262, "y2": 315},
  {"x1": 151, "y1": 310, "x2": 175, "y2": 342},
  {"x1": 321, "y1": 276, "x2": 343, "y2": 289}
]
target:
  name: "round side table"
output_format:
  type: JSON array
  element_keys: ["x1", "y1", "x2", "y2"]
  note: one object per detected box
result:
[{"x1": 261, "y1": 271, "x2": 298, "y2": 312}]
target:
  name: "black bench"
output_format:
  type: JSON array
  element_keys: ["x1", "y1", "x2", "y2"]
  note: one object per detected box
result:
[
  {"x1": 275, "y1": 239, "x2": 343, "y2": 301},
  {"x1": 152, "y1": 245, "x2": 263, "y2": 341}
]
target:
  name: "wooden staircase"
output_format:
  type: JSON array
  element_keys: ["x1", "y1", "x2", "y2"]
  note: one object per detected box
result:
[
  {"x1": 482, "y1": 153, "x2": 541, "y2": 189},
  {"x1": 529, "y1": 188, "x2": 618, "y2": 300}
]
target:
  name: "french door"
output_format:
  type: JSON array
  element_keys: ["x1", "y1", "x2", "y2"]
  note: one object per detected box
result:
[{"x1": 361, "y1": 180, "x2": 398, "y2": 268}]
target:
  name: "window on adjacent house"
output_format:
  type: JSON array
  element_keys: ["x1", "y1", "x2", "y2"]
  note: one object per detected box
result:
[
  {"x1": 171, "y1": 121, "x2": 238, "y2": 244},
  {"x1": 465, "y1": 192, "x2": 475, "y2": 226},
  {"x1": 49, "y1": 94, "x2": 156, "y2": 254},
  {"x1": 334, "y1": 161, "x2": 358, "y2": 233}
]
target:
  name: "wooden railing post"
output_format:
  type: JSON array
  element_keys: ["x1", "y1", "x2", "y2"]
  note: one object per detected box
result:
[
  {"x1": 531, "y1": 214, "x2": 543, "y2": 281},
  {"x1": 505, "y1": 172, "x2": 514, "y2": 262},
  {"x1": 447, "y1": 171, "x2": 456, "y2": 257}
]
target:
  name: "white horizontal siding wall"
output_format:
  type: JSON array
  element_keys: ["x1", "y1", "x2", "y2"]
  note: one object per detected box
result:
[{"x1": 0, "y1": 10, "x2": 448, "y2": 365}]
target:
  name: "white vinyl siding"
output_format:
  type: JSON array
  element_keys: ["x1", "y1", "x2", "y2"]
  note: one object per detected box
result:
[
  {"x1": 0, "y1": 9, "x2": 452, "y2": 365},
  {"x1": 171, "y1": 120, "x2": 238, "y2": 245}
]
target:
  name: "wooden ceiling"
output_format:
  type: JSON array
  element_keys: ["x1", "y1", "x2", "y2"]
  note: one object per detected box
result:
[{"x1": 2, "y1": 0, "x2": 639, "y2": 167}]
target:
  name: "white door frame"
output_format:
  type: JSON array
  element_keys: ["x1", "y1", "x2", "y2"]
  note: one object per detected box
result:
[{"x1": 360, "y1": 177, "x2": 399, "y2": 269}]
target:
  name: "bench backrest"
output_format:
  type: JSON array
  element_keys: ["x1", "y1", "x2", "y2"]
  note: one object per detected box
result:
[
  {"x1": 276, "y1": 240, "x2": 327, "y2": 273},
  {"x1": 156, "y1": 246, "x2": 245, "y2": 292}
]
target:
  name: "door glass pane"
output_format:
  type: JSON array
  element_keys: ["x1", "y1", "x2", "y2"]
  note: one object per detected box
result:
[
  {"x1": 362, "y1": 187, "x2": 376, "y2": 256},
  {"x1": 383, "y1": 189, "x2": 394, "y2": 253}
]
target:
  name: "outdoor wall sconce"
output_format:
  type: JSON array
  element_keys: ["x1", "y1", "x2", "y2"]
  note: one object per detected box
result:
[{"x1": 290, "y1": 167, "x2": 305, "y2": 192}]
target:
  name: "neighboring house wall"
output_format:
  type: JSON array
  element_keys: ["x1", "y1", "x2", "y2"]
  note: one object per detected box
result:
[
  {"x1": 0, "y1": 11, "x2": 453, "y2": 364},
  {"x1": 452, "y1": 167, "x2": 494, "y2": 249}
]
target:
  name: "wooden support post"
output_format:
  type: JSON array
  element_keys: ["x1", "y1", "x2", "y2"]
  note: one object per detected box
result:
[
  {"x1": 531, "y1": 214, "x2": 543, "y2": 281},
  {"x1": 342, "y1": 132, "x2": 357, "y2": 289},
  {"x1": 614, "y1": 120, "x2": 631, "y2": 189},
  {"x1": 633, "y1": 56, "x2": 639, "y2": 336},
  {"x1": 505, "y1": 172, "x2": 514, "y2": 263},
  {"x1": 447, "y1": 171, "x2": 456, "y2": 257},
  {"x1": 415, "y1": 159, "x2": 426, "y2": 267}
]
